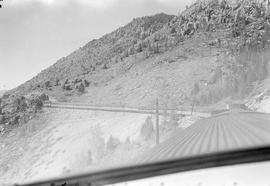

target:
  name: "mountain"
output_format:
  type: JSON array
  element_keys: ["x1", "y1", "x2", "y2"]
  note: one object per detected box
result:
[
  {"x1": 11, "y1": 13, "x2": 176, "y2": 97},
  {"x1": 1, "y1": 0, "x2": 270, "y2": 127},
  {"x1": 1, "y1": 0, "x2": 270, "y2": 182}
]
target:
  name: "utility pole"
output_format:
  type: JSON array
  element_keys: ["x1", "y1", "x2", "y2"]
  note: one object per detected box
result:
[
  {"x1": 156, "y1": 98, "x2": 160, "y2": 145},
  {"x1": 191, "y1": 101, "x2": 195, "y2": 115}
]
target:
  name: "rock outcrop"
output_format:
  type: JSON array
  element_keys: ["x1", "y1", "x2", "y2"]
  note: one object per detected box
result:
[{"x1": 0, "y1": 92, "x2": 49, "y2": 134}]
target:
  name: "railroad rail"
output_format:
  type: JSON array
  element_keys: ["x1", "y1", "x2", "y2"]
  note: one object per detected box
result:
[{"x1": 43, "y1": 101, "x2": 212, "y2": 118}]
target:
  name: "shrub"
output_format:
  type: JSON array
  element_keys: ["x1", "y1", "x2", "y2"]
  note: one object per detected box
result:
[
  {"x1": 102, "y1": 63, "x2": 109, "y2": 69},
  {"x1": 106, "y1": 135, "x2": 121, "y2": 151},
  {"x1": 32, "y1": 98, "x2": 43, "y2": 112},
  {"x1": 44, "y1": 81, "x2": 51, "y2": 88},
  {"x1": 140, "y1": 116, "x2": 154, "y2": 140},
  {"x1": 170, "y1": 27, "x2": 176, "y2": 34},
  {"x1": 14, "y1": 97, "x2": 27, "y2": 112},
  {"x1": 136, "y1": 43, "x2": 143, "y2": 53},
  {"x1": 83, "y1": 79, "x2": 90, "y2": 87},
  {"x1": 63, "y1": 84, "x2": 72, "y2": 91},
  {"x1": 89, "y1": 125, "x2": 105, "y2": 161},
  {"x1": 61, "y1": 79, "x2": 72, "y2": 90},
  {"x1": 168, "y1": 110, "x2": 180, "y2": 128},
  {"x1": 55, "y1": 78, "x2": 60, "y2": 86},
  {"x1": 153, "y1": 43, "x2": 160, "y2": 54},
  {"x1": 161, "y1": 101, "x2": 180, "y2": 130},
  {"x1": 76, "y1": 83, "x2": 85, "y2": 94},
  {"x1": 39, "y1": 93, "x2": 49, "y2": 101}
]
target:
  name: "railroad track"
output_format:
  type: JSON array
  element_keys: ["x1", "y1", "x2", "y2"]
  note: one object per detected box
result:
[{"x1": 44, "y1": 101, "x2": 212, "y2": 117}]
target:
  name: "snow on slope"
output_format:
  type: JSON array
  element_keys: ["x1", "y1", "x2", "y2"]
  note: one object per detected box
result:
[
  {"x1": 0, "y1": 109, "x2": 149, "y2": 184},
  {"x1": 0, "y1": 107, "x2": 199, "y2": 184}
]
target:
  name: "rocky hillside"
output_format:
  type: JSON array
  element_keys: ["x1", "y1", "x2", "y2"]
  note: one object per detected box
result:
[
  {"x1": 1, "y1": 0, "x2": 270, "y2": 131},
  {"x1": 11, "y1": 13, "x2": 175, "y2": 95},
  {"x1": 10, "y1": 0, "x2": 270, "y2": 100},
  {"x1": 0, "y1": 93, "x2": 49, "y2": 134}
]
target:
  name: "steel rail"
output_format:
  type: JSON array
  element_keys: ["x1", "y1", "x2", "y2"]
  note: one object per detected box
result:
[{"x1": 43, "y1": 102, "x2": 212, "y2": 117}]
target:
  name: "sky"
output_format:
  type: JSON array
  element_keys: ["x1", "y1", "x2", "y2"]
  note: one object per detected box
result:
[{"x1": 0, "y1": 0, "x2": 193, "y2": 90}]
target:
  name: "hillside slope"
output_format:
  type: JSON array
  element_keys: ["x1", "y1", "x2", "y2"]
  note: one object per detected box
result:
[
  {"x1": 1, "y1": 0, "x2": 270, "y2": 184},
  {"x1": 1, "y1": 0, "x2": 270, "y2": 131},
  {"x1": 9, "y1": 0, "x2": 270, "y2": 103},
  {"x1": 0, "y1": 110, "x2": 150, "y2": 183},
  {"x1": 11, "y1": 13, "x2": 175, "y2": 96}
]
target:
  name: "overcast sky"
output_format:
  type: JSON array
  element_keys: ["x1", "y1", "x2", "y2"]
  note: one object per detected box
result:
[{"x1": 0, "y1": 0, "x2": 192, "y2": 90}]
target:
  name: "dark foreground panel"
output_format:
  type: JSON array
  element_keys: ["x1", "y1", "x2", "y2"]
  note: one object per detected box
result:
[{"x1": 16, "y1": 146, "x2": 270, "y2": 186}]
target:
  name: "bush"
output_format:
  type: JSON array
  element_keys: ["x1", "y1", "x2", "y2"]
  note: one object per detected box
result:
[
  {"x1": 102, "y1": 63, "x2": 109, "y2": 69},
  {"x1": 168, "y1": 110, "x2": 180, "y2": 128},
  {"x1": 153, "y1": 43, "x2": 160, "y2": 54},
  {"x1": 44, "y1": 81, "x2": 51, "y2": 88},
  {"x1": 32, "y1": 98, "x2": 43, "y2": 112},
  {"x1": 170, "y1": 27, "x2": 176, "y2": 34},
  {"x1": 140, "y1": 116, "x2": 154, "y2": 140},
  {"x1": 63, "y1": 84, "x2": 72, "y2": 91},
  {"x1": 89, "y1": 125, "x2": 105, "y2": 161},
  {"x1": 61, "y1": 79, "x2": 72, "y2": 90},
  {"x1": 76, "y1": 83, "x2": 85, "y2": 94},
  {"x1": 14, "y1": 96, "x2": 27, "y2": 112},
  {"x1": 83, "y1": 79, "x2": 90, "y2": 87},
  {"x1": 55, "y1": 78, "x2": 60, "y2": 86},
  {"x1": 39, "y1": 93, "x2": 49, "y2": 101},
  {"x1": 106, "y1": 135, "x2": 121, "y2": 151},
  {"x1": 136, "y1": 43, "x2": 143, "y2": 53},
  {"x1": 161, "y1": 101, "x2": 180, "y2": 130}
]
